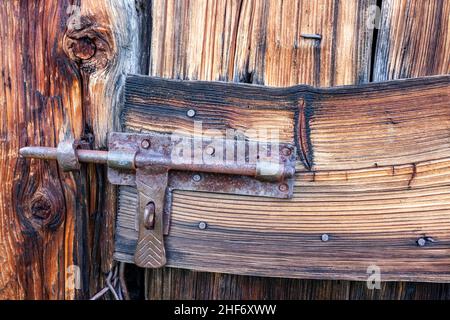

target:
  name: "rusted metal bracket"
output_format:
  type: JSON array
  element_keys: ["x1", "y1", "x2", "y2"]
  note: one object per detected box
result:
[{"x1": 20, "y1": 131, "x2": 297, "y2": 268}]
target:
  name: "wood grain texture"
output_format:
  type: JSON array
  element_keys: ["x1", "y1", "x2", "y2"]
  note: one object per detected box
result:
[
  {"x1": 133, "y1": 0, "x2": 450, "y2": 299},
  {"x1": 145, "y1": 268, "x2": 450, "y2": 300},
  {"x1": 0, "y1": 0, "x2": 149, "y2": 299},
  {"x1": 150, "y1": 0, "x2": 375, "y2": 86},
  {"x1": 64, "y1": 0, "x2": 151, "y2": 275},
  {"x1": 0, "y1": 0, "x2": 82, "y2": 300},
  {"x1": 116, "y1": 75, "x2": 450, "y2": 282},
  {"x1": 373, "y1": 0, "x2": 450, "y2": 81}
]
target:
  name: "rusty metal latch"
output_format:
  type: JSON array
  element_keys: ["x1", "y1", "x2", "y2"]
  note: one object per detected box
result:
[{"x1": 20, "y1": 131, "x2": 297, "y2": 268}]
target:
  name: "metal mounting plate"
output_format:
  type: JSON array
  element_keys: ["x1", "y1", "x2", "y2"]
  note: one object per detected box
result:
[
  {"x1": 108, "y1": 131, "x2": 297, "y2": 235},
  {"x1": 108, "y1": 132, "x2": 296, "y2": 194}
]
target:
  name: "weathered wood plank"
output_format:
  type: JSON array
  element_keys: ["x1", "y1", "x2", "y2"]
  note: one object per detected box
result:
[
  {"x1": 150, "y1": 0, "x2": 375, "y2": 86},
  {"x1": 0, "y1": 0, "x2": 82, "y2": 300},
  {"x1": 0, "y1": 0, "x2": 148, "y2": 299},
  {"x1": 345, "y1": 0, "x2": 450, "y2": 300},
  {"x1": 65, "y1": 0, "x2": 151, "y2": 276},
  {"x1": 140, "y1": 0, "x2": 450, "y2": 300},
  {"x1": 115, "y1": 74, "x2": 450, "y2": 282},
  {"x1": 373, "y1": 0, "x2": 450, "y2": 81}
]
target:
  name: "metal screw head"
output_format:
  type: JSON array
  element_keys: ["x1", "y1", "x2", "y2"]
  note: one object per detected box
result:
[
  {"x1": 279, "y1": 183, "x2": 289, "y2": 192},
  {"x1": 198, "y1": 221, "x2": 208, "y2": 230},
  {"x1": 321, "y1": 234, "x2": 329, "y2": 242},
  {"x1": 192, "y1": 174, "x2": 202, "y2": 182},
  {"x1": 417, "y1": 238, "x2": 427, "y2": 247},
  {"x1": 187, "y1": 109, "x2": 196, "y2": 118},
  {"x1": 205, "y1": 146, "x2": 215, "y2": 156},
  {"x1": 141, "y1": 139, "x2": 151, "y2": 149}
]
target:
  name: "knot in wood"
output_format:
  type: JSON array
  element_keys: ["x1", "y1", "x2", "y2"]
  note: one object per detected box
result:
[
  {"x1": 63, "y1": 17, "x2": 115, "y2": 74},
  {"x1": 24, "y1": 185, "x2": 65, "y2": 231},
  {"x1": 71, "y1": 36, "x2": 96, "y2": 60},
  {"x1": 31, "y1": 196, "x2": 53, "y2": 220}
]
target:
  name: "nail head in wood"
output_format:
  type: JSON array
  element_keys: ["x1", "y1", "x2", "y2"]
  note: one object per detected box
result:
[
  {"x1": 282, "y1": 147, "x2": 292, "y2": 157},
  {"x1": 279, "y1": 183, "x2": 289, "y2": 192},
  {"x1": 198, "y1": 221, "x2": 208, "y2": 230},
  {"x1": 187, "y1": 109, "x2": 196, "y2": 118},
  {"x1": 417, "y1": 238, "x2": 426, "y2": 247},
  {"x1": 141, "y1": 139, "x2": 151, "y2": 149},
  {"x1": 141, "y1": 139, "x2": 150, "y2": 149},
  {"x1": 205, "y1": 146, "x2": 215, "y2": 156}
]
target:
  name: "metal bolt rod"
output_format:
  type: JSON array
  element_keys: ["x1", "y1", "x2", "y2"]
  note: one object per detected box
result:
[
  {"x1": 19, "y1": 146, "x2": 58, "y2": 160},
  {"x1": 20, "y1": 140, "x2": 295, "y2": 181},
  {"x1": 20, "y1": 146, "x2": 109, "y2": 164},
  {"x1": 135, "y1": 155, "x2": 294, "y2": 181}
]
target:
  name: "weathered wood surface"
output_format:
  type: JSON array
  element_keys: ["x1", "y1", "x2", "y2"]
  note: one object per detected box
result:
[
  {"x1": 150, "y1": 0, "x2": 375, "y2": 86},
  {"x1": 374, "y1": 0, "x2": 450, "y2": 81},
  {"x1": 0, "y1": 0, "x2": 149, "y2": 299},
  {"x1": 1, "y1": 0, "x2": 450, "y2": 300},
  {"x1": 145, "y1": 268, "x2": 450, "y2": 300},
  {"x1": 116, "y1": 74, "x2": 450, "y2": 282},
  {"x1": 139, "y1": 0, "x2": 450, "y2": 299}
]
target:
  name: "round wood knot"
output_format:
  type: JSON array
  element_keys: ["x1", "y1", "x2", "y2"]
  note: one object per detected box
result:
[
  {"x1": 71, "y1": 36, "x2": 96, "y2": 60},
  {"x1": 31, "y1": 196, "x2": 53, "y2": 220},
  {"x1": 25, "y1": 187, "x2": 65, "y2": 231},
  {"x1": 63, "y1": 18, "x2": 115, "y2": 74}
]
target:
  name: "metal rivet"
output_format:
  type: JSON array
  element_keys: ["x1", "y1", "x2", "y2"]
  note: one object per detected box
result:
[
  {"x1": 141, "y1": 139, "x2": 151, "y2": 149},
  {"x1": 321, "y1": 234, "x2": 329, "y2": 242},
  {"x1": 192, "y1": 174, "x2": 202, "y2": 182},
  {"x1": 279, "y1": 183, "x2": 289, "y2": 192},
  {"x1": 187, "y1": 109, "x2": 196, "y2": 118},
  {"x1": 205, "y1": 146, "x2": 215, "y2": 156},
  {"x1": 282, "y1": 147, "x2": 292, "y2": 157},
  {"x1": 417, "y1": 238, "x2": 426, "y2": 247},
  {"x1": 198, "y1": 221, "x2": 208, "y2": 230}
]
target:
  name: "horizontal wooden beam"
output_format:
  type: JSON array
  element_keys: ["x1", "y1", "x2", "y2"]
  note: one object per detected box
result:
[{"x1": 115, "y1": 74, "x2": 450, "y2": 282}]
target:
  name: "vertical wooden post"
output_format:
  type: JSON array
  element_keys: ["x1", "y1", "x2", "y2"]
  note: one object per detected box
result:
[{"x1": 0, "y1": 0, "x2": 149, "y2": 299}]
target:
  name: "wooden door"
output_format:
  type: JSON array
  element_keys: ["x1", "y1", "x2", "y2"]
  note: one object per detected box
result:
[{"x1": 1, "y1": 0, "x2": 450, "y2": 300}]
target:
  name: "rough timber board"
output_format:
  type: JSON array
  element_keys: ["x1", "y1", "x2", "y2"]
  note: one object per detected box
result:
[
  {"x1": 0, "y1": 0, "x2": 149, "y2": 299},
  {"x1": 142, "y1": 0, "x2": 450, "y2": 299},
  {"x1": 115, "y1": 74, "x2": 450, "y2": 282},
  {"x1": 144, "y1": 0, "x2": 379, "y2": 299}
]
